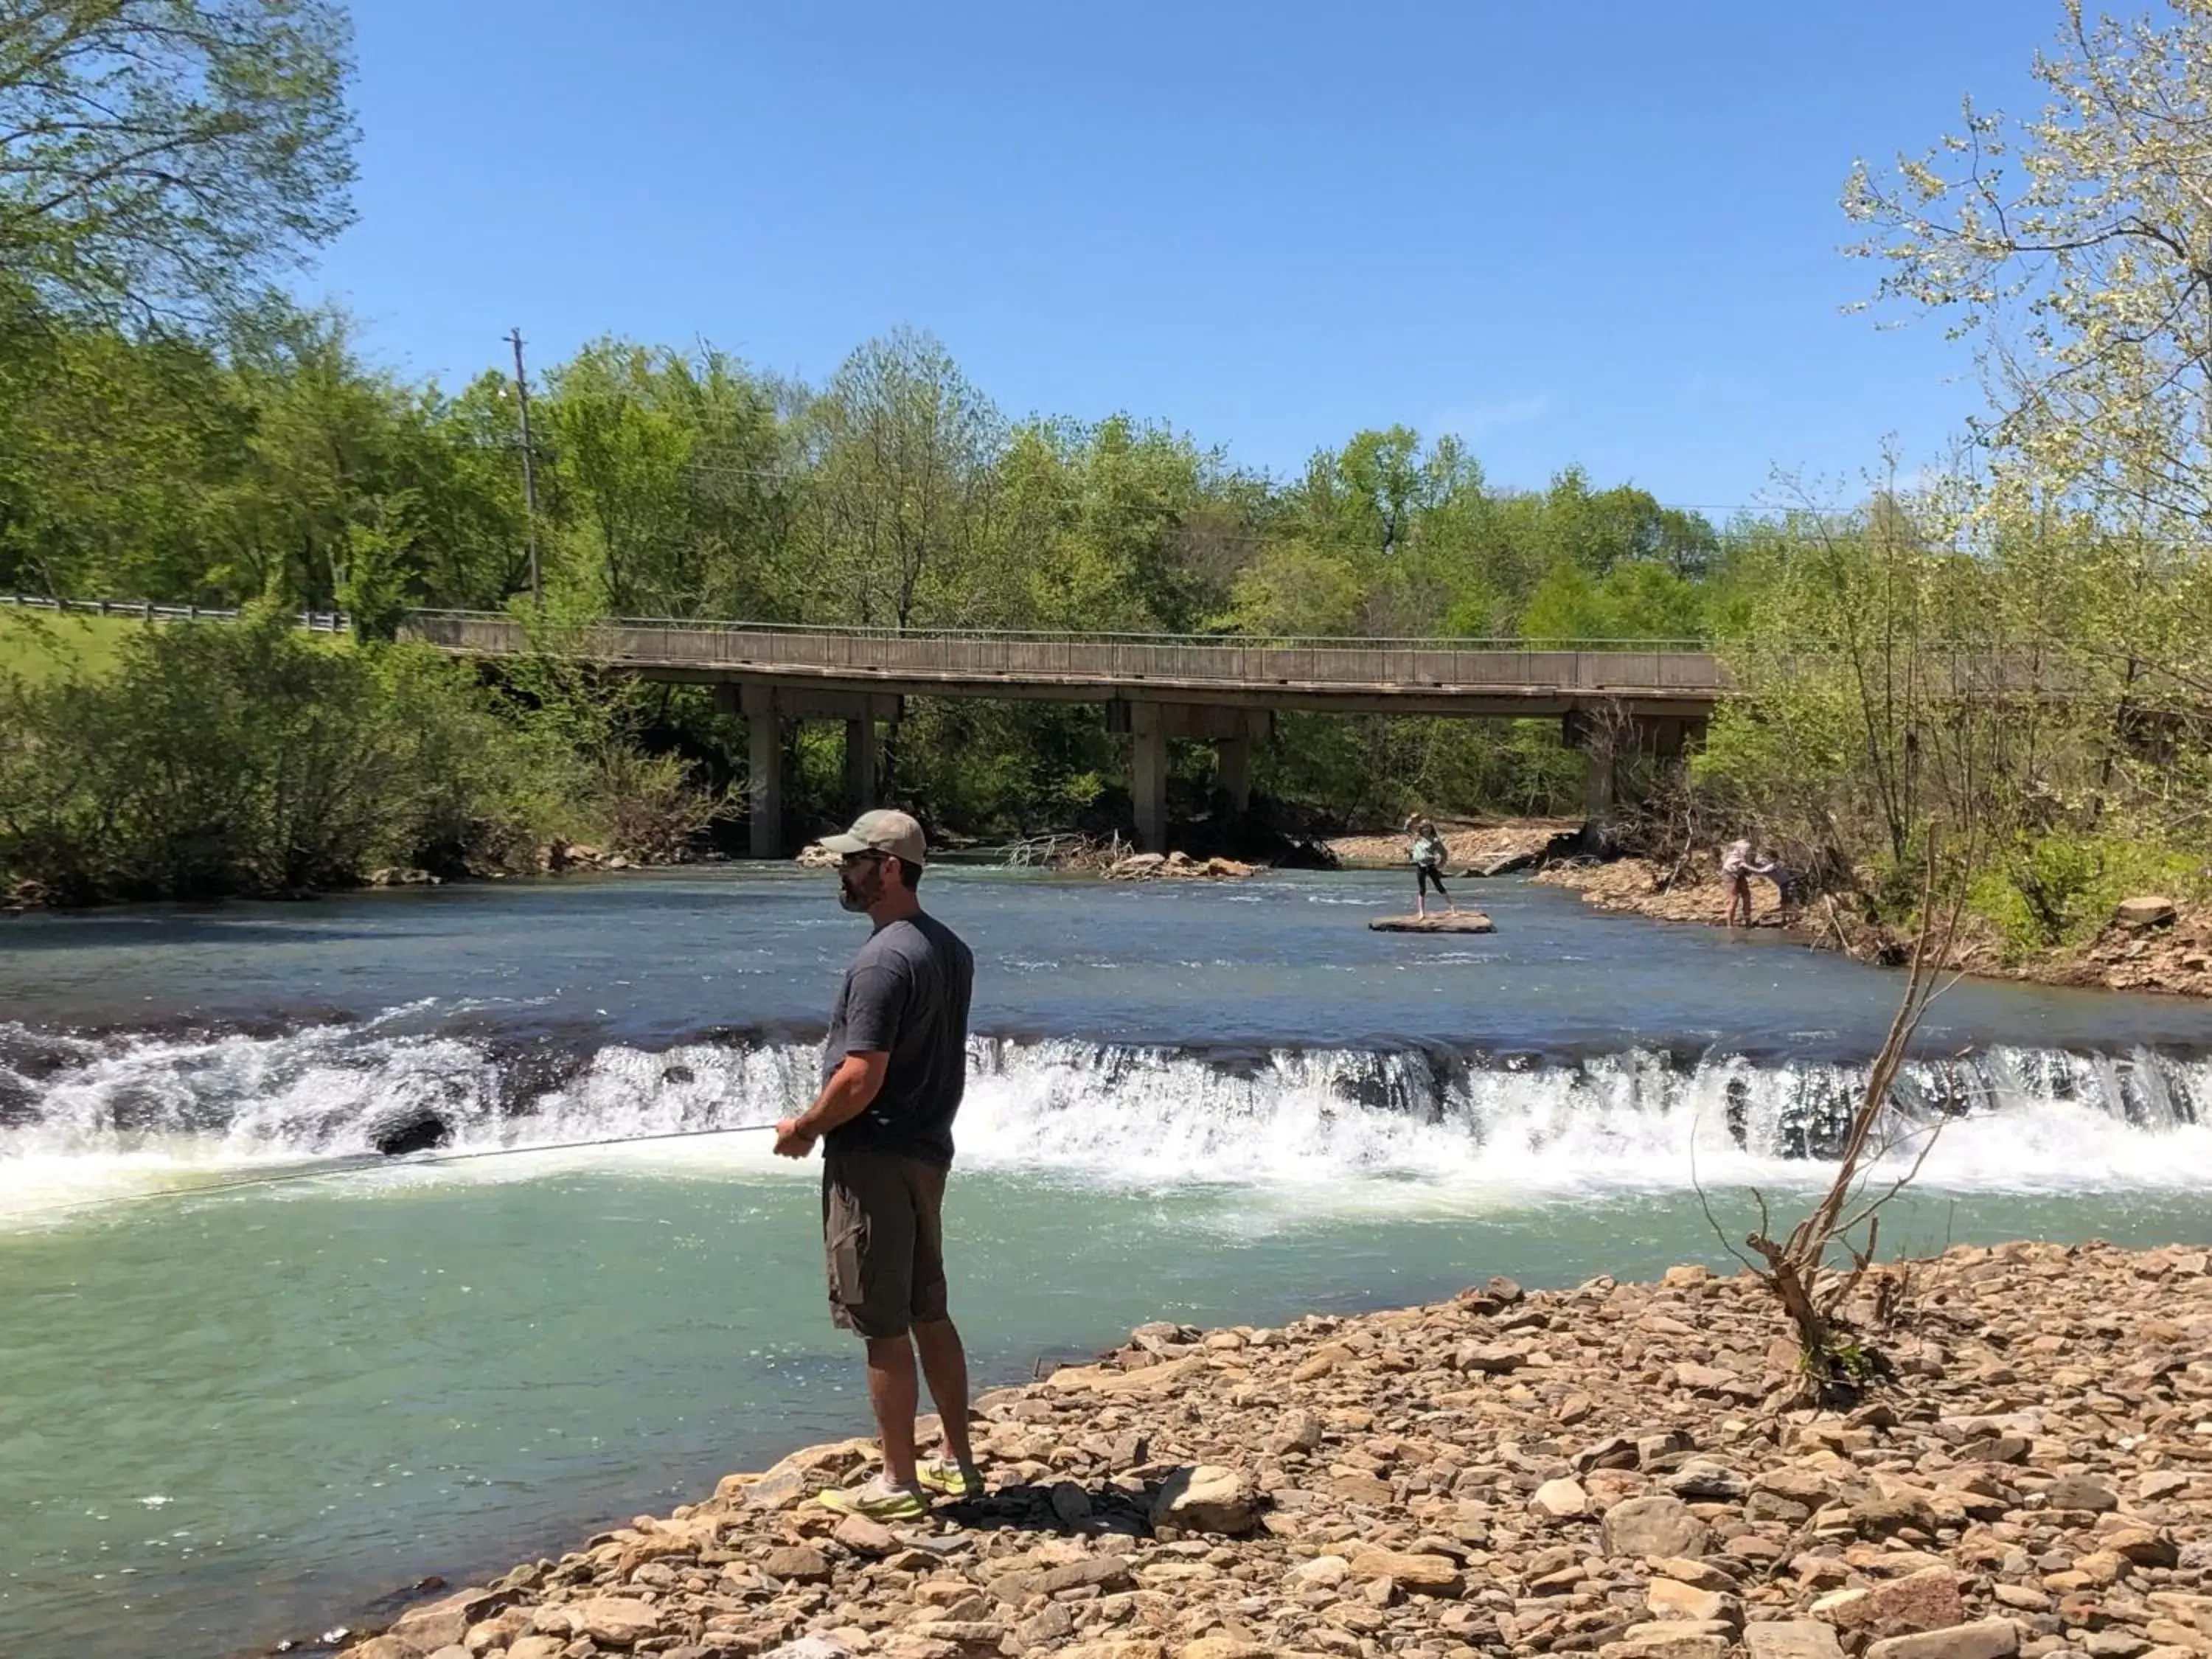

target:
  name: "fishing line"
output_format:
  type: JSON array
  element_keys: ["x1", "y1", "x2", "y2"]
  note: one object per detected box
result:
[{"x1": 8, "y1": 1121, "x2": 787, "y2": 1220}]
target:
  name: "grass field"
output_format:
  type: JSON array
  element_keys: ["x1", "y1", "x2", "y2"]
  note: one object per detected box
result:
[{"x1": 0, "y1": 610, "x2": 142, "y2": 684}]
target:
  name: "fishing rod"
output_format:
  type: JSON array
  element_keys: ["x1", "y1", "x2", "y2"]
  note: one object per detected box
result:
[{"x1": 11, "y1": 1121, "x2": 787, "y2": 1220}]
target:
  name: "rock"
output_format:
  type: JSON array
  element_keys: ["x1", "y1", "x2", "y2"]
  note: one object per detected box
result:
[
  {"x1": 1601, "y1": 1495, "x2": 1711, "y2": 1560},
  {"x1": 1179, "y1": 1641, "x2": 1277, "y2": 1659},
  {"x1": 1755, "y1": 1465, "x2": 1838, "y2": 1507},
  {"x1": 2081, "y1": 1632, "x2": 2150, "y2": 1659},
  {"x1": 762, "y1": 1641, "x2": 856, "y2": 1659},
  {"x1": 1368, "y1": 911, "x2": 1496, "y2": 933},
  {"x1": 1666, "y1": 1461, "x2": 1750, "y2": 1500},
  {"x1": 1349, "y1": 1547, "x2": 1464, "y2": 1596},
  {"x1": 1645, "y1": 1577, "x2": 1743, "y2": 1626},
  {"x1": 1048, "y1": 1479, "x2": 1093, "y2": 1528},
  {"x1": 1747, "y1": 1625, "x2": 1848, "y2": 1659},
  {"x1": 1863, "y1": 1621, "x2": 2020, "y2": 1659},
  {"x1": 1673, "y1": 1363, "x2": 1747, "y2": 1395},
  {"x1": 2045, "y1": 1475, "x2": 2119, "y2": 1512},
  {"x1": 762, "y1": 1543, "x2": 835, "y2": 1583},
  {"x1": 1852, "y1": 1492, "x2": 1938, "y2": 1538},
  {"x1": 1285, "y1": 1554, "x2": 1351, "y2": 1588},
  {"x1": 987, "y1": 1554, "x2": 1134, "y2": 1602},
  {"x1": 1151, "y1": 1465, "x2": 1257, "y2": 1534},
  {"x1": 2114, "y1": 896, "x2": 2178, "y2": 930},
  {"x1": 2107, "y1": 1527, "x2": 2178, "y2": 1568},
  {"x1": 1056, "y1": 1642, "x2": 1166, "y2": 1659},
  {"x1": 1264, "y1": 1408, "x2": 1324, "y2": 1453},
  {"x1": 1012, "y1": 1604, "x2": 1076, "y2": 1646},
  {"x1": 742, "y1": 1466, "x2": 810, "y2": 1511},
  {"x1": 2146, "y1": 1592, "x2": 2212, "y2": 1631},
  {"x1": 832, "y1": 1512, "x2": 899, "y2": 1556},
  {"x1": 1599, "y1": 1636, "x2": 1731, "y2": 1659},
  {"x1": 905, "y1": 1621, "x2": 1006, "y2": 1648},
  {"x1": 505, "y1": 1639, "x2": 566, "y2": 1659},
  {"x1": 569, "y1": 1596, "x2": 662, "y2": 1646},
  {"x1": 1454, "y1": 1340, "x2": 1527, "y2": 1373},
  {"x1": 1534, "y1": 1477, "x2": 1591, "y2": 1517},
  {"x1": 1648, "y1": 1557, "x2": 1739, "y2": 1593},
  {"x1": 1847, "y1": 1568, "x2": 1966, "y2": 1638},
  {"x1": 385, "y1": 1589, "x2": 497, "y2": 1653}
]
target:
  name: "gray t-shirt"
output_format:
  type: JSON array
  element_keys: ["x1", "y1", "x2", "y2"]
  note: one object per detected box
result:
[{"x1": 821, "y1": 912, "x2": 975, "y2": 1166}]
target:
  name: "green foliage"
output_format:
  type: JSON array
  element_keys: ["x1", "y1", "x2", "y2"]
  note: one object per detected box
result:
[
  {"x1": 5, "y1": 287, "x2": 2211, "y2": 874},
  {"x1": 1969, "y1": 836, "x2": 2202, "y2": 957},
  {"x1": 0, "y1": 612, "x2": 543, "y2": 899},
  {"x1": 0, "y1": 1, "x2": 358, "y2": 330}
]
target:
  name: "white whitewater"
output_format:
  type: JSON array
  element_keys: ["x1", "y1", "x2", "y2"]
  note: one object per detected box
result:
[{"x1": 3, "y1": 1018, "x2": 2208, "y2": 1219}]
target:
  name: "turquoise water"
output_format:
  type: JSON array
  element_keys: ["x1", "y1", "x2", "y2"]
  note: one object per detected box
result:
[{"x1": 5, "y1": 869, "x2": 2212, "y2": 1659}]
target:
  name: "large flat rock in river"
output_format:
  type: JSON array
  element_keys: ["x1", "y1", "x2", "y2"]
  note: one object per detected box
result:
[{"x1": 1369, "y1": 911, "x2": 1495, "y2": 934}]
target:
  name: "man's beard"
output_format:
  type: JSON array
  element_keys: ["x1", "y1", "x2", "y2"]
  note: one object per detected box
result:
[{"x1": 838, "y1": 867, "x2": 881, "y2": 911}]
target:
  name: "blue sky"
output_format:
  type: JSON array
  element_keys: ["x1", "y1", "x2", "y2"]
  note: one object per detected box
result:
[{"x1": 313, "y1": 1, "x2": 2057, "y2": 512}]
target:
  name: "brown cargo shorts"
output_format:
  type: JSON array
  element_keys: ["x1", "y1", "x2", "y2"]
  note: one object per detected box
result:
[{"x1": 821, "y1": 1144, "x2": 949, "y2": 1340}]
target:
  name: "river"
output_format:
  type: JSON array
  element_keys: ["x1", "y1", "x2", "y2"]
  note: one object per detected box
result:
[{"x1": 5, "y1": 866, "x2": 2212, "y2": 1659}]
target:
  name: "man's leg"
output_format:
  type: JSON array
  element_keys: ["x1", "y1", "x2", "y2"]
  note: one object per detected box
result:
[
  {"x1": 825, "y1": 1150, "x2": 926, "y2": 1500},
  {"x1": 864, "y1": 1335, "x2": 922, "y2": 1488},
  {"x1": 912, "y1": 1318, "x2": 973, "y2": 1465}
]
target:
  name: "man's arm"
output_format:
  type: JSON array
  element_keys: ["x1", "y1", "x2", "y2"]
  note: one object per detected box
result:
[{"x1": 774, "y1": 1051, "x2": 889, "y2": 1158}]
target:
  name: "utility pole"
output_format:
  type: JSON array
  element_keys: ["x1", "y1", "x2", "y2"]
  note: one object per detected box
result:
[{"x1": 509, "y1": 327, "x2": 542, "y2": 608}]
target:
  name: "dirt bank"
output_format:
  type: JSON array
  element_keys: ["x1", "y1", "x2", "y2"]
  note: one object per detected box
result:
[
  {"x1": 1537, "y1": 860, "x2": 2212, "y2": 1002},
  {"x1": 333, "y1": 1239, "x2": 2212, "y2": 1659}
]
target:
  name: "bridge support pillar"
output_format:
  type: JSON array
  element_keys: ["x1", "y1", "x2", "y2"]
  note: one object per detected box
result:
[
  {"x1": 844, "y1": 717, "x2": 878, "y2": 816},
  {"x1": 1582, "y1": 745, "x2": 1615, "y2": 823},
  {"x1": 1214, "y1": 736, "x2": 1252, "y2": 815},
  {"x1": 741, "y1": 686, "x2": 785, "y2": 860},
  {"x1": 1130, "y1": 704, "x2": 1168, "y2": 852},
  {"x1": 748, "y1": 716, "x2": 785, "y2": 859}
]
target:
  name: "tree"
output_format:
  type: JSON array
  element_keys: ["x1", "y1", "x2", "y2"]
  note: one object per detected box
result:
[
  {"x1": 1844, "y1": 1, "x2": 2212, "y2": 537},
  {"x1": 799, "y1": 329, "x2": 1001, "y2": 632},
  {"x1": 0, "y1": 0, "x2": 357, "y2": 329},
  {"x1": 543, "y1": 342, "x2": 696, "y2": 616}
]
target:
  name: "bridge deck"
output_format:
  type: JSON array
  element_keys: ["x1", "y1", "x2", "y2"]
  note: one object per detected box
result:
[{"x1": 398, "y1": 612, "x2": 1730, "y2": 716}]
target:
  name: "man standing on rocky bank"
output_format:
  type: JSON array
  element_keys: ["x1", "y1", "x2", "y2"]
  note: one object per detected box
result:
[{"x1": 774, "y1": 809, "x2": 982, "y2": 1521}]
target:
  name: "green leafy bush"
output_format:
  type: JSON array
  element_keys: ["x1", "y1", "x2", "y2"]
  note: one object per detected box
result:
[
  {"x1": 0, "y1": 612, "x2": 568, "y2": 900},
  {"x1": 1969, "y1": 835, "x2": 2201, "y2": 956}
]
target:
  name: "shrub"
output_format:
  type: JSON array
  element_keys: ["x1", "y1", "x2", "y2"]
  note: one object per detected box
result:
[
  {"x1": 0, "y1": 612, "x2": 557, "y2": 900},
  {"x1": 1969, "y1": 834, "x2": 2202, "y2": 956}
]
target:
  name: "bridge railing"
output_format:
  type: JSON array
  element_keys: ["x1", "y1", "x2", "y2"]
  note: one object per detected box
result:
[
  {"x1": 397, "y1": 610, "x2": 1729, "y2": 693},
  {"x1": 2, "y1": 594, "x2": 351, "y2": 631}
]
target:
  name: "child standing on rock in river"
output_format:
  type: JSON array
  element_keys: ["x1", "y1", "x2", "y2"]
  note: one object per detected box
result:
[{"x1": 1405, "y1": 816, "x2": 1458, "y2": 919}]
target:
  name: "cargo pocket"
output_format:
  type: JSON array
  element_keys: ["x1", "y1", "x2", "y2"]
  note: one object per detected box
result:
[{"x1": 826, "y1": 1193, "x2": 869, "y2": 1311}]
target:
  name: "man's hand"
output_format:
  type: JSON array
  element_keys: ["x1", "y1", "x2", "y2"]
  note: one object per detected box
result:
[{"x1": 773, "y1": 1116, "x2": 817, "y2": 1159}]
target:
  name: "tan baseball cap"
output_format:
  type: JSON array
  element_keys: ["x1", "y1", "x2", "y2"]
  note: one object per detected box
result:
[{"x1": 821, "y1": 808, "x2": 926, "y2": 867}]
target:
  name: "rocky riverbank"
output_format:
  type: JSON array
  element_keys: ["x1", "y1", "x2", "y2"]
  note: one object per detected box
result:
[
  {"x1": 1535, "y1": 860, "x2": 2212, "y2": 1002},
  {"x1": 1329, "y1": 821, "x2": 1579, "y2": 876},
  {"x1": 334, "y1": 1239, "x2": 2212, "y2": 1659}
]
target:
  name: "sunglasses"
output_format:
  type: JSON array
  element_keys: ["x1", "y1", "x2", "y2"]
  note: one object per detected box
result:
[{"x1": 838, "y1": 849, "x2": 888, "y2": 868}]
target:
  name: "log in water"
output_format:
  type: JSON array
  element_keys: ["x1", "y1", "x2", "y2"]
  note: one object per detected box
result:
[{"x1": 1369, "y1": 911, "x2": 1496, "y2": 933}]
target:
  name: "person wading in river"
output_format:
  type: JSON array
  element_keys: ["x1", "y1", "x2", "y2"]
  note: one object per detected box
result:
[
  {"x1": 774, "y1": 809, "x2": 982, "y2": 1520},
  {"x1": 1720, "y1": 834, "x2": 1778, "y2": 928}
]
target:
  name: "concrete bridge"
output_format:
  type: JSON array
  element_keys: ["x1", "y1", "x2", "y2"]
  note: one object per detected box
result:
[{"x1": 399, "y1": 611, "x2": 1726, "y2": 855}]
